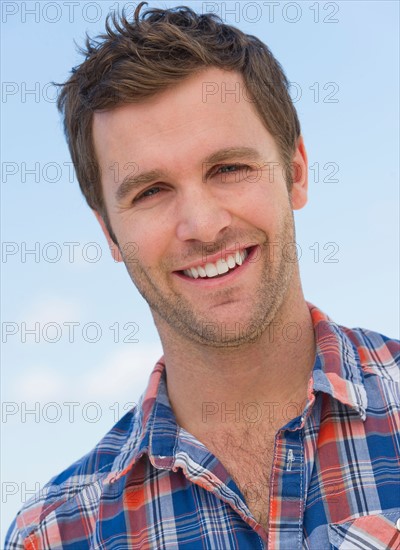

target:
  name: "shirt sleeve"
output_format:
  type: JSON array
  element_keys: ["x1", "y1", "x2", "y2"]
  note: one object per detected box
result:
[{"x1": 4, "y1": 516, "x2": 25, "y2": 550}]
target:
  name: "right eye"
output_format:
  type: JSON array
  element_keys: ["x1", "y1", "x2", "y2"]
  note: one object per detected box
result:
[{"x1": 133, "y1": 186, "x2": 162, "y2": 203}]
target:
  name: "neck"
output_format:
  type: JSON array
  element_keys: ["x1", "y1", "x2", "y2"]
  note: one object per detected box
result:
[{"x1": 153, "y1": 288, "x2": 315, "y2": 439}]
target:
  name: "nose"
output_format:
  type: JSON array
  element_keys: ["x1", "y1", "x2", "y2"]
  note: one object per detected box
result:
[{"x1": 175, "y1": 185, "x2": 232, "y2": 243}]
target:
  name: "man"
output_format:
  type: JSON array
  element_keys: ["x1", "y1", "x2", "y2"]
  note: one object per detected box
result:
[{"x1": 5, "y1": 3, "x2": 399, "y2": 549}]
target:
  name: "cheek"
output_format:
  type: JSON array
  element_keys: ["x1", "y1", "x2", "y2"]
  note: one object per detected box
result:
[
  {"x1": 227, "y1": 183, "x2": 281, "y2": 227},
  {"x1": 117, "y1": 216, "x2": 173, "y2": 267}
]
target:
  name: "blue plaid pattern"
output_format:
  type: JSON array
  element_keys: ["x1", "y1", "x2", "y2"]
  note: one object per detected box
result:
[{"x1": 5, "y1": 304, "x2": 400, "y2": 549}]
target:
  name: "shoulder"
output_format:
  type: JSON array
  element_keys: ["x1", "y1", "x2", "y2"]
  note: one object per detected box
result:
[
  {"x1": 339, "y1": 326, "x2": 399, "y2": 410},
  {"x1": 4, "y1": 404, "x2": 141, "y2": 548},
  {"x1": 340, "y1": 325, "x2": 399, "y2": 376}
]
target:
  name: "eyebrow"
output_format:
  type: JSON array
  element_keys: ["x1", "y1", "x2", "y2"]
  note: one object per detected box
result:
[
  {"x1": 114, "y1": 146, "x2": 263, "y2": 203},
  {"x1": 115, "y1": 168, "x2": 164, "y2": 203}
]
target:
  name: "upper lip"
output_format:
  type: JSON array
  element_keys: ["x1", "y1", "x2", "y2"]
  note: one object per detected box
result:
[{"x1": 174, "y1": 245, "x2": 254, "y2": 272}]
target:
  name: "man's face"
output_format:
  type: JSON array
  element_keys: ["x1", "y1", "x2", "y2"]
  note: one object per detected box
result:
[{"x1": 93, "y1": 67, "x2": 308, "y2": 347}]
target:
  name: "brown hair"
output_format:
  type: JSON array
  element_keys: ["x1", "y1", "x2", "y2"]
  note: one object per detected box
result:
[{"x1": 57, "y1": 2, "x2": 300, "y2": 245}]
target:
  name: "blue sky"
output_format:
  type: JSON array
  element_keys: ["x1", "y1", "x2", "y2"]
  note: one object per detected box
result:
[{"x1": 1, "y1": 0, "x2": 399, "y2": 538}]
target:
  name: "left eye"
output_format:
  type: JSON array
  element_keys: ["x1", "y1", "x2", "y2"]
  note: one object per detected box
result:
[
  {"x1": 217, "y1": 164, "x2": 246, "y2": 174},
  {"x1": 212, "y1": 164, "x2": 251, "y2": 181}
]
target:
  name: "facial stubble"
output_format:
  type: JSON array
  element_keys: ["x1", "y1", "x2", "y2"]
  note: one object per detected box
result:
[{"x1": 119, "y1": 206, "x2": 297, "y2": 348}]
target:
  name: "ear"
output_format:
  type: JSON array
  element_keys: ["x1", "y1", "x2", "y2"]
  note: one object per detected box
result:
[
  {"x1": 92, "y1": 209, "x2": 123, "y2": 263},
  {"x1": 290, "y1": 135, "x2": 308, "y2": 210}
]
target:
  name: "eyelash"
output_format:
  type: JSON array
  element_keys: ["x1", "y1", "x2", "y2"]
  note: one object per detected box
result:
[
  {"x1": 133, "y1": 186, "x2": 162, "y2": 203},
  {"x1": 214, "y1": 163, "x2": 249, "y2": 174},
  {"x1": 133, "y1": 164, "x2": 250, "y2": 203}
]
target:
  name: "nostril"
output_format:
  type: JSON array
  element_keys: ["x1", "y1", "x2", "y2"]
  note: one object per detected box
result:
[{"x1": 175, "y1": 201, "x2": 232, "y2": 243}]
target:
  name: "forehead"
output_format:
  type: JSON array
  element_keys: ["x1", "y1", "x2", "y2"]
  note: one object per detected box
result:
[{"x1": 92, "y1": 67, "x2": 275, "y2": 174}]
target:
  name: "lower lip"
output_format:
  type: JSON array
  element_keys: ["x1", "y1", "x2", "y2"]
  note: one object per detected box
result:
[{"x1": 173, "y1": 246, "x2": 258, "y2": 288}]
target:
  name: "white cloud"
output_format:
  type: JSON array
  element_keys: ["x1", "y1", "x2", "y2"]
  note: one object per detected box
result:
[
  {"x1": 20, "y1": 295, "x2": 83, "y2": 326},
  {"x1": 16, "y1": 364, "x2": 68, "y2": 401},
  {"x1": 80, "y1": 344, "x2": 163, "y2": 403},
  {"x1": 10, "y1": 342, "x2": 163, "y2": 403}
]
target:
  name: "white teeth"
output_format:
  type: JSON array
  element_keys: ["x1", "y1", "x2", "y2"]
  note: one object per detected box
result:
[
  {"x1": 216, "y1": 258, "x2": 229, "y2": 275},
  {"x1": 182, "y1": 248, "x2": 250, "y2": 279},
  {"x1": 227, "y1": 254, "x2": 236, "y2": 269},
  {"x1": 205, "y1": 263, "x2": 218, "y2": 277}
]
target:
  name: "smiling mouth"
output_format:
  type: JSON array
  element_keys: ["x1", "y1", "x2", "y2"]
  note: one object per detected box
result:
[{"x1": 178, "y1": 247, "x2": 254, "y2": 279}]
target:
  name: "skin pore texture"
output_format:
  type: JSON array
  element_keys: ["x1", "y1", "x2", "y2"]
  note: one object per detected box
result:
[{"x1": 92, "y1": 68, "x2": 316, "y2": 501}]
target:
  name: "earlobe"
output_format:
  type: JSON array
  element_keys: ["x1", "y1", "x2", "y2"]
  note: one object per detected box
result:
[
  {"x1": 290, "y1": 136, "x2": 308, "y2": 211},
  {"x1": 92, "y1": 209, "x2": 123, "y2": 263}
]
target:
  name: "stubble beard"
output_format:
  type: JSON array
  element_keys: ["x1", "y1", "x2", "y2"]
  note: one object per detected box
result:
[{"x1": 120, "y1": 210, "x2": 297, "y2": 348}]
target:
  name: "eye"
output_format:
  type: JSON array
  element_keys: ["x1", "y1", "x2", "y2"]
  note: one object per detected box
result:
[
  {"x1": 213, "y1": 163, "x2": 251, "y2": 181},
  {"x1": 217, "y1": 164, "x2": 246, "y2": 173},
  {"x1": 133, "y1": 186, "x2": 162, "y2": 203}
]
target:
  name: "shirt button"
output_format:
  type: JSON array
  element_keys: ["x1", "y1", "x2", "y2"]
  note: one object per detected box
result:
[{"x1": 396, "y1": 518, "x2": 400, "y2": 531}]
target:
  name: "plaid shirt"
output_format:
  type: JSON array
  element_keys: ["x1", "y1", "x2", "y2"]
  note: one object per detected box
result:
[{"x1": 5, "y1": 304, "x2": 400, "y2": 549}]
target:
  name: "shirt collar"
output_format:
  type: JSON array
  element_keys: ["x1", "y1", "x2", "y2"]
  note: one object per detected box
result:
[
  {"x1": 110, "y1": 302, "x2": 368, "y2": 482},
  {"x1": 307, "y1": 302, "x2": 367, "y2": 420}
]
